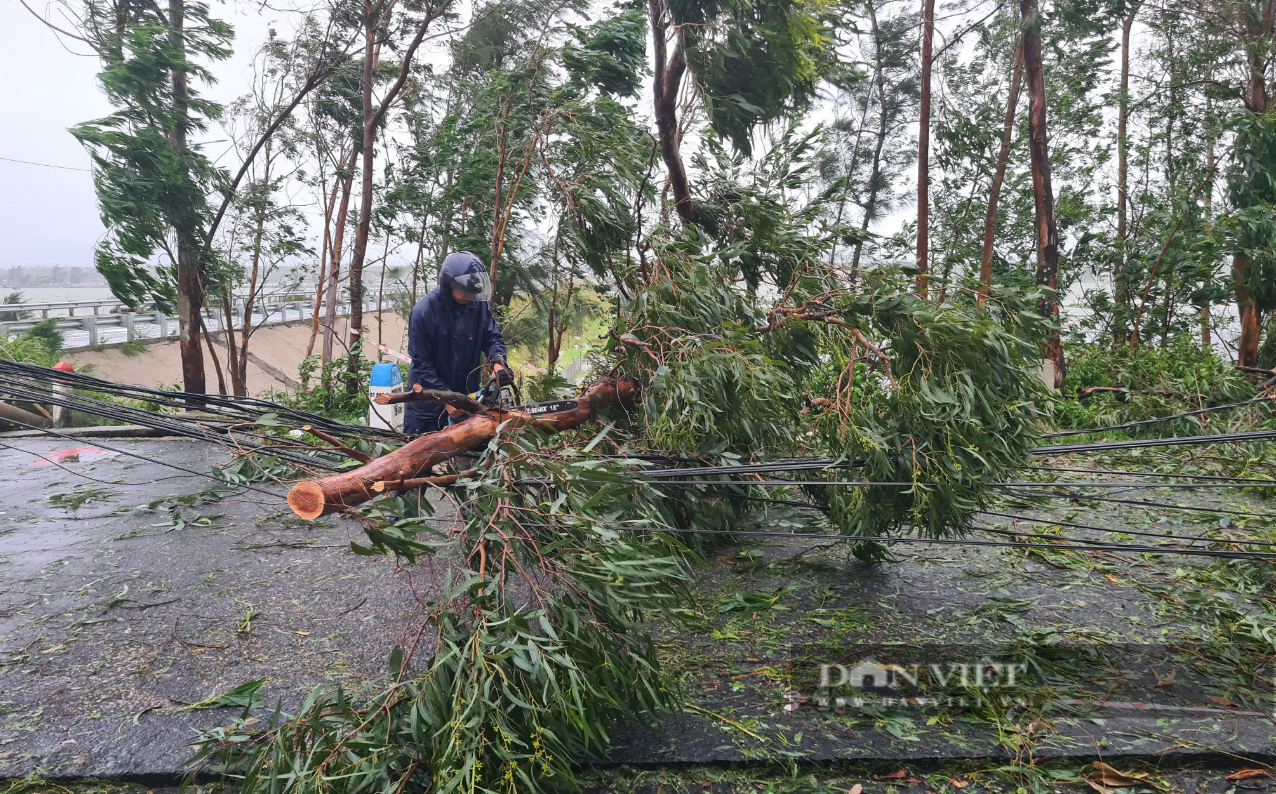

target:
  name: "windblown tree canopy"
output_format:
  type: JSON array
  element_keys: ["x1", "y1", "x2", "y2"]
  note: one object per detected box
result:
[
  {"x1": 70, "y1": 0, "x2": 234, "y2": 394},
  {"x1": 42, "y1": 0, "x2": 1276, "y2": 394},
  {"x1": 60, "y1": 0, "x2": 355, "y2": 395},
  {"x1": 648, "y1": 0, "x2": 844, "y2": 227}
]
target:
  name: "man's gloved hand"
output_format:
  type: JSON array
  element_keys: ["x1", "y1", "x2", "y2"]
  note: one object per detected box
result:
[{"x1": 494, "y1": 366, "x2": 514, "y2": 387}]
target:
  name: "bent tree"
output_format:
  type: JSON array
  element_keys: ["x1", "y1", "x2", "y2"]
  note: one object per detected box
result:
[
  {"x1": 60, "y1": 0, "x2": 351, "y2": 393},
  {"x1": 70, "y1": 0, "x2": 232, "y2": 394},
  {"x1": 647, "y1": 0, "x2": 835, "y2": 229}
]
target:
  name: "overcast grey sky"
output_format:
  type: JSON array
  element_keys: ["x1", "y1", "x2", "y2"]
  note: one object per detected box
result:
[{"x1": 0, "y1": 0, "x2": 282, "y2": 269}]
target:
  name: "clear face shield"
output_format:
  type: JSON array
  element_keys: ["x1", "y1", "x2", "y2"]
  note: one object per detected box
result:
[{"x1": 452, "y1": 270, "x2": 492, "y2": 302}]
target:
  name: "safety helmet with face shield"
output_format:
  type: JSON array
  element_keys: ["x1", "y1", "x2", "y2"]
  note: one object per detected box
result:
[{"x1": 438, "y1": 252, "x2": 492, "y2": 302}]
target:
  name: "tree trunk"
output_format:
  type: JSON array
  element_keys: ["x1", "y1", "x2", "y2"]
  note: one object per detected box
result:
[
  {"x1": 1234, "y1": 1, "x2": 1273, "y2": 369},
  {"x1": 1129, "y1": 169, "x2": 1213, "y2": 351},
  {"x1": 547, "y1": 302, "x2": 560, "y2": 373},
  {"x1": 168, "y1": 0, "x2": 205, "y2": 395},
  {"x1": 1202, "y1": 56, "x2": 1217, "y2": 354},
  {"x1": 546, "y1": 273, "x2": 573, "y2": 373},
  {"x1": 343, "y1": 1, "x2": 450, "y2": 387},
  {"x1": 0, "y1": 401, "x2": 52, "y2": 429},
  {"x1": 915, "y1": 0, "x2": 936, "y2": 298},
  {"x1": 306, "y1": 248, "x2": 328, "y2": 359},
  {"x1": 287, "y1": 379, "x2": 636, "y2": 519},
  {"x1": 221, "y1": 290, "x2": 242, "y2": 395},
  {"x1": 322, "y1": 148, "x2": 357, "y2": 365},
  {"x1": 490, "y1": 102, "x2": 509, "y2": 283},
  {"x1": 649, "y1": 0, "x2": 695, "y2": 227},
  {"x1": 376, "y1": 233, "x2": 390, "y2": 348},
  {"x1": 1113, "y1": 4, "x2": 1137, "y2": 342},
  {"x1": 307, "y1": 146, "x2": 349, "y2": 359},
  {"x1": 977, "y1": 37, "x2": 1024, "y2": 309},
  {"x1": 175, "y1": 244, "x2": 206, "y2": 395},
  {"x1": 236, "y1": 203, "x2": 266, "y2": 396},
  {"x1": 1021, "y1": 0, "x2": 1064, "y2": 388},
  {"x1": 410, "y1": 215, "x2": 428, "y2": 304},
  {"x1": 344, "y1": 15, "x2": 379, "y2": 392},
  {"x1": 1164, "y1": 38, "x2": 1176, "y2": 192},
  {"x1": 199, "y1": 314, "x2": 228, "y2": 396},
  {"x1": 851, "y1": 0, "x2": 889, "y2": 280}
]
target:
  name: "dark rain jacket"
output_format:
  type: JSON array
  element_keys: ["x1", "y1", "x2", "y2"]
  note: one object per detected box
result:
[{"x1": 405, "y1": 287, "x2": 508, "y2": 435}]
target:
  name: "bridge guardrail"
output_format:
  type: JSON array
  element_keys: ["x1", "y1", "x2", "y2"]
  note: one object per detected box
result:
[{"x1": 0, "y1": 294, "x2": 396, "y2": 350}]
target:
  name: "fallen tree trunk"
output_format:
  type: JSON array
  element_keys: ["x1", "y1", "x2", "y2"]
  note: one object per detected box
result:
[
  {"x1": 287, "y1": 379, "x2": 636, "y2": 520},
  {"x1": 0, "y1": 401, "x2": 52, "y2": 430}
]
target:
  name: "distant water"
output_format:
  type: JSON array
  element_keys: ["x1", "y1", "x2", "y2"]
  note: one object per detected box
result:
[
  {"x1": 0, "y1": 286, "x2": 116, "y2": 303},
  {"x1": 1, "y1": 284, "x2": 318, "y2": 305}
]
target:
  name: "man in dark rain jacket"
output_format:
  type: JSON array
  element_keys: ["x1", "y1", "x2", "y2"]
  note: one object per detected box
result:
[{"x1": 405, "y1": 252, "x2": 508, "y2": 435}]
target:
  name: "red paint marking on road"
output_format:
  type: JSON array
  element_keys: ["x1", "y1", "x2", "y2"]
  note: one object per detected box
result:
[{"x1": 28, "y1": 448, "x2": 111, "y2": 467}]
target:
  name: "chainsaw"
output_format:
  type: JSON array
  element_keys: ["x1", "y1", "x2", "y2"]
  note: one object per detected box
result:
[
  {"x1": 471, "y1": 367, "x2": 520, "y2": 410},
  {"x1": 469, "y1": 369, "x2": 579, "y2": 416}
]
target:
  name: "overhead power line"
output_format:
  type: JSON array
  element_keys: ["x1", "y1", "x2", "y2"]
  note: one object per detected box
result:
[
  {"x1": 0, "y1": 155, "x2": 91, "y2": 172},
  {"x1": 1043, "y1": 395, "x2": 1275, "y2": 439}
]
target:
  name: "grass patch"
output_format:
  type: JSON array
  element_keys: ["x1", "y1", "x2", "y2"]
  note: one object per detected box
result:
[{"x1": 117, "y1": 338, "x2": 148, "y2": 357}]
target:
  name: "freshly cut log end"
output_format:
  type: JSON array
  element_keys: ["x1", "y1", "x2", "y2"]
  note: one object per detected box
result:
[
  {"x1": 288, "y1": 481, "x2": 331, "y2": 521},
  {"x1": 284, "y1": 379, "x2": 637, "y2": 520}
]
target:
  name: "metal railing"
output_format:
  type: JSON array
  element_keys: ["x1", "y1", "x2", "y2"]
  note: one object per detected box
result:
[
  {"x1": 0, "y1": 293, "x2": 393, "y2": 351},
  {"x1": 0, "y1": 299, "x2": 133, "y2": 319}
]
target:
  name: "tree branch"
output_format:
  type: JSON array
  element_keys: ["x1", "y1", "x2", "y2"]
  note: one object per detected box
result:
[{"x1": 374, "y1": 383, "x2": 487, "y2": 414}]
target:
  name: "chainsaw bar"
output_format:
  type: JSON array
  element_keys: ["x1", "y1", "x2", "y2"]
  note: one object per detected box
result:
[{"x1": 518, "y1": 399, "x2": 580, "y2": 416}]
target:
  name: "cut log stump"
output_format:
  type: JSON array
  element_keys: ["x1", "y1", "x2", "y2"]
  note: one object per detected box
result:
[{"x1": 287, "y1": 380, "x2": 635, "y2": 520}]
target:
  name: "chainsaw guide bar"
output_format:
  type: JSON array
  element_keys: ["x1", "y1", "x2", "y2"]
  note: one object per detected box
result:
[{"x1": 519, "y1": 400, "x2": 581, "y2": 416}]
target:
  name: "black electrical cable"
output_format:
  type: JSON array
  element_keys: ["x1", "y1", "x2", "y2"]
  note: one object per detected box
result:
[
  {"x1": 0, "y1": 387, "x2": 341, "y2": 472},
  {"x1": 596, "y1": 453, "x2": 706, "y2": 465},
  {"x1": 632, "y1": 477, "x2": 1276, "y2": 489},
  {"x1": 638, "y1": 478, "x2": 918, "y2": 487},
  {"x1": 0, "y1": 377, "x2": 247, "y2": 441},
  {"x1": 686, "y1": 493, "x2": 1276, "y2": 547},
  {"x1": 0, "y1": 437, "x2": 221, "y2": 489},
  {"x1": 1023, "y1": 465, "x2": 1275, "y2": 484},
  {"x1": 0, "y1": 367, "x2": 271, "y2": 430},
  {"x1": 0, "y1": 376, "x2": 349, "y2": 470},
  {"x1": 718, "y1": 490, "x2": 1276, "y2": 546},
  {"x1": 1005, "y1": 490, "x2": 1276, "y2": 519},
  {"x1": 9, "y1": 360, "x2": 1276, "y2": 470},
  {"x1": 0, "y1": 416, "x2": 283, "y2": 497},
  {"x1": 639, "y1": 458, "x2": 860, "y2": 478},
  {"x1": 1034, "y1": 429, "x2": 1276, "y2": 456},
  {"x1": 968, "y1": 525, "x2": 1273, "y2": 558},
  {"x1": 742, "y1": 496, "x2": 822, "y2": 509},
  {"x1": 630, "y1": 428, "x2": 1276, "y2": 479},
  {"x1": 1044, "y1": 395, "x2": 1275, "y2": 439},
  {"x1": 0, "y1": 361, "x2": 399, "y2": 441},
  {"x1": 407, "y1": 502, "x2": 1276, "y2": 559},
  {"x1": 977, "y1": 509, "x2": 1276, "y2": 548},
  {"x1": 602, "y1": 524, "x2": 1276, "y2": 560}
]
